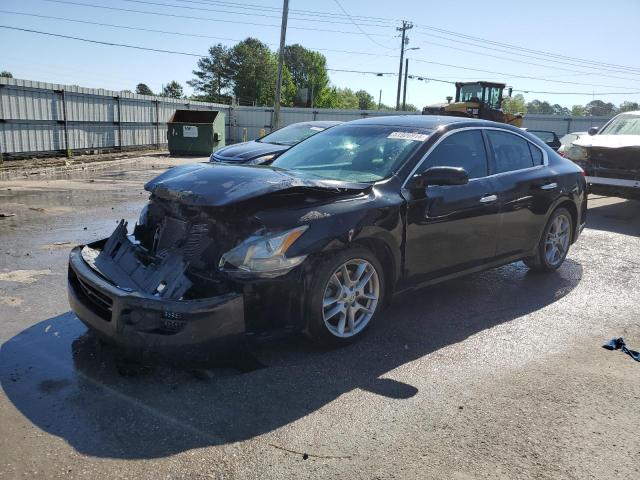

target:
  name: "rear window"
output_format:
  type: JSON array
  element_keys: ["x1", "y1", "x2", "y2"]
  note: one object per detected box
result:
[
  {"x1": 486, "y1": 131, "x2": 535, "y2": 173},
  {"x1": 529, "y1": 130, "x2": 556, "y2": 143}
]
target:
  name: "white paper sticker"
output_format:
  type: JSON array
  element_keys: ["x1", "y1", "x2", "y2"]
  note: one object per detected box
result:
[
  {"x1": 309, "y1": 126, "x2": 325, "y2": 131},
  {"x1": 183, "y1": 125, "x2": 198, "y2": 138},
  {"x1": 387, "y1": 131, "x2": 429, "y2": 142}
]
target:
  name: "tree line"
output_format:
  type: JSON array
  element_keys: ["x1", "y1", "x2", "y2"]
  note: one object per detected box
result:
[
  {"x1": 502, "y1": 93, "x2": 638, "y2": 117},
  {"x1": 3, "y1": 50, "x2": 639, "y2": 115},
  {"x1": 121, "y1": 38, "x2": 416, "y2": 110}
]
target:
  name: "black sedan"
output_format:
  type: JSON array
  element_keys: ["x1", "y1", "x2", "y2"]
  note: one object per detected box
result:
[
  {"x1": 68, "y1": 116, "x2": 586, "y2": 353},
  {"x1": 209, "y1": 120, "x2": 342, "y2": 164}
]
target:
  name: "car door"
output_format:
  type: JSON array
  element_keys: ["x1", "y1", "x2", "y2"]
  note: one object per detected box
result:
[
  {"x1": 403, "y1": 129, "x2": 501, "y2": 285},
  {"x1": 484, "y1": 129, "x2": 555, "y2": 259}
]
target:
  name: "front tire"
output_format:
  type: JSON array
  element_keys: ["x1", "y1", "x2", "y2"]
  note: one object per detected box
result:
[
  {"x1": 524, "y1": 207, "x2": 573, "y2": 272},
  {"x1": 306, "y1": 247, "x2": 385, "y2": 346}
]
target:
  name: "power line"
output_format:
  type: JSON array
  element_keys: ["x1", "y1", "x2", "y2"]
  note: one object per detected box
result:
[
  {"x1": 413, "y1": 31, "x2": 640, "y2": 78},
  {"x1": 414, "y1": 25, "x2": 640, "y2": 75},
  {"x1": 412, "y1": 38, "x2": 640, "y2": 84},
  {"x1": 0, "y1": 25, "x2": 204, "y2": 57},
  {"x1": 171, "y1": 0, "x2": 640, "y2": 76},
  {"x1": 5, "y1": 23, "x2": 636, "y2": 94},
  {"x1": 169, "y1": 0, "x2": 401, "y2": 24},
  {"x1": 121, "y1": 0, "x2": 393, "y2": 28},
  {"x1": 331, "y1": 0, "x2": 394, "y2": 49},
  {"x1": 0, "y1": 10, "x2": 408, "y2": 60},
  {"x1": 409, "y1": 57, "x2": 635, "y2": 90},
  {"x1": 1, "y1": 10, "x2": 250, "y2": 43},
  {"x1": 32, "y1": 0, "x2": 640, "y2": 82},
  {"x1": 41, "y1": 0, "x2": 392, "y2": 36}
]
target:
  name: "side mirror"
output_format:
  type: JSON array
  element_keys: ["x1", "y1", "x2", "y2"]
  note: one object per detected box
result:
[
  {"x1": 588, "y1": 127, "x2": 599, "y2": 136},
  {"x1": 407, "y1": 166, "x2": 469, "y2": 190}
]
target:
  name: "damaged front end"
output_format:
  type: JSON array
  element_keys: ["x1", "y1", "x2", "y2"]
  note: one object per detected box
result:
[
  {"x1": 68, "y1": 200, "x2": 296, "y2": 356},
  {"x1": 68, "y1": 163, "x2": 371, "y2": 356},
  {"x1": 67, "y1": 217, "x2": 247, "y2": 357}
]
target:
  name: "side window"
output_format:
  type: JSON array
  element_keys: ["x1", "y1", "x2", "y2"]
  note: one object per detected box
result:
[
  {"x1": 418, "y1": 130, "x2": 488, "y2": 179},
  {"x1": 486, "y1": 131, "x2": 535, "y2": 173},
  {"x1": 528, "y1": 143, "x2": 544, "y2": 166}
]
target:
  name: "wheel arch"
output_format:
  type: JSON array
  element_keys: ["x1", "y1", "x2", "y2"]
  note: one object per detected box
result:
[{"x1": 352, "y1": 237, "x2": 397, "y2": 306}]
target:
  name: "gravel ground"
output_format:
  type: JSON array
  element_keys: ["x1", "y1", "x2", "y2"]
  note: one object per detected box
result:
[{"x1": 0, "y1": 157, "x2": 638, "y2": 480}]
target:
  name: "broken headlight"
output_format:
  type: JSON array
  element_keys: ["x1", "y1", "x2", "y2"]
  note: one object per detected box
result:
[
  {"x1": 219, "y1": 226, "x2": 308, "y2": 278},
  {"x1": 566, "y1": 145, "x2": 589, "y2": 161}
]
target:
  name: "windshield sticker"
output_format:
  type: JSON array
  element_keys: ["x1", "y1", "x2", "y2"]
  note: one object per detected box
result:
[
  {"x1": 310, "y1": 126, "x2": 325, "y2": 131},
  {"x1": 387, "y1": 131, "x2": 429, "y2": 142}
]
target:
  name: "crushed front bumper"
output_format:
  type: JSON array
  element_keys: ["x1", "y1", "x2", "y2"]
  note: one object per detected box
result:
[{"x1": 68, "y1": 243, "x2": 245, "y2": 357}]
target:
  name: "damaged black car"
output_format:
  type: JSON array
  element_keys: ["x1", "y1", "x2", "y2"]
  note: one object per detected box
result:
[{"x1": 68, "y1": 116, "x2": 587, "y2": 355}]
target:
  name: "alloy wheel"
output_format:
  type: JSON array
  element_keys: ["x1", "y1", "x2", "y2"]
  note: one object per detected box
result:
[
  {"x1": 322, "y1": 259, "x2": 380, "y2": 338},
  {"x1": 545, "y1": 213, "x2": 571, "y2": 267}
]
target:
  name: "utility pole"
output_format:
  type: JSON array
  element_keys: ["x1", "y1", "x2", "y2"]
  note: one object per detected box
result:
[
  {"x1": 402, "y1": 58, "x2": 409, "y2": 111},
  {"x1": 396, "y1": 20, "x2": 413, "y2": 110},
  {"x1": 273, "y1": 0, "x2": 289, "y2": 130},
  {"x1": 378, "y1": 89, "x2": 382, "y2": 110}
]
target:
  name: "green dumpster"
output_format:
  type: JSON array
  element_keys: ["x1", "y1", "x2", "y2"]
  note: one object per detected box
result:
[{"x1": 167, "y1": 110, "x2": 225, "y2": 156}]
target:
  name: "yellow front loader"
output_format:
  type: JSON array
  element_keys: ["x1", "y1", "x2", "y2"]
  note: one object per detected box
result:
[{"x1": 423, "y1": 81, "x2": 523, "y2": 127}]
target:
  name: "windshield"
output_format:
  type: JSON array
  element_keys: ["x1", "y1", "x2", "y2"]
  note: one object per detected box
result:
[
  {"x1": 271, "y1": 124, "x2": 430, "y2": 183},
  {"x1": 259, "y1": 123, "x2": 330, "y2": 146},
  {"x1": 458, "y1": 84, "x2": 482, "y2": 103},
  {"x1": 599, "y1": 114, "x2": 640, "y2": 136}
]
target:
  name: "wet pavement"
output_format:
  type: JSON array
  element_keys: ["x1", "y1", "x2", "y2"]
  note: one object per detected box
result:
[{"x1": 1, "y1": 158, "x2": 639, "y2": 479}]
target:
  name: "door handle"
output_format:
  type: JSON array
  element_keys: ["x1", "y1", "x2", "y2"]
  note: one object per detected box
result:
[
  {"x1": 539, "y1": 182, "x2": 558, "y2": 190},
  {"x1": 479, "y1": 194, "x2": 498, "y2": 203}
]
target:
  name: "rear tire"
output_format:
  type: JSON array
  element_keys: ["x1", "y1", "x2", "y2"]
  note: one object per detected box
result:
[
  {"x1": 305, "y1": 247, "x2": 385, "y2": 346},
  {"x1": 524, "y1": 207, "x2": 573, "y2": 272}
]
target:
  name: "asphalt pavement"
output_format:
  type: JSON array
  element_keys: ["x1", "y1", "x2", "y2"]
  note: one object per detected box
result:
[{"x1": 0, "y1": 156, "x2": 638, "y2": 479}]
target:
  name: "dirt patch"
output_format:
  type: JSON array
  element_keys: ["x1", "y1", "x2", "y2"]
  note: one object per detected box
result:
[
  {"x1": 0, "y1": 295, "x2": 23, "y2": 306},
  {"x1": 0, "y1": 269, "x2": 52, "y2": 284}
]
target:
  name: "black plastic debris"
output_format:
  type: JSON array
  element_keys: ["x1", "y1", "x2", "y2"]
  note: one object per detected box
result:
[{"x1": 602, "y1": 337, "x2": 640, "y2": 362}]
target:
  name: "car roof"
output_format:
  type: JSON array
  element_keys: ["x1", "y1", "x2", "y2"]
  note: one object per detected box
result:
[
  {"x1": 346, "y1": 115, "x2": 489, "y2": 129},
  {"x1": 616, "y1": 110, "x2": 640, "y2": 116},
  {"x1": 290, "y1": 120, "x2": 343, "y2": 127}
]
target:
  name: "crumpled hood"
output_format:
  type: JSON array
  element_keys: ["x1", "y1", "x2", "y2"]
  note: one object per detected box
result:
[
  {"x1": 145, "y1": 163, "x2": 370, "y2": 207},
  {"x1": 212, "y1": 141, "x2": 289, "y2": 162},
  {"x1": 574, "y1": 135, "x2": 640, "y2": 149}
]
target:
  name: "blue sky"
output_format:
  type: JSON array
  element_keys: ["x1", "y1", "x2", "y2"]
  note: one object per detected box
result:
[{"x1": 1, "y1": 0, "x2": 639, "y2": 109}]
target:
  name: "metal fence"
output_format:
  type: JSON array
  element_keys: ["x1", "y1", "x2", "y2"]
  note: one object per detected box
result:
[{"x1": 0, "y1": 78, "x2": 613, "y2": 158}]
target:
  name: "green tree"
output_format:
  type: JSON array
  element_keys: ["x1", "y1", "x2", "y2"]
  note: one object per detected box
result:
[
  {"x1": 619, "y1": 101, "x2": 639, "y2": 112},
  {"x1": 585, "y1": 100, "x2": 617, "y2": 116},
  {"x1": 188, "y1": 44, "x2": 232, "y2": 102},
  {"x1": 0, "y1": 71, "x2": 13, "y2": 78},
  {"x1": 315, "y1": 86, "x2": 340, "y2": 108},
  {"x1": 284, "y1": 44, "x2": 329, "y2": 107},
  {"x1": 227, "y1": 38, "x2": 281, "y2": 106},
  {"x1": 526, "y1": 99, "x2": 554, "y2": 114},
  {"x1": 571, "y1": 105, "x2": 586, "y2": 116},
  {"x1": 502, "y1": 93, "x2": 527, "y2": 114},
  {"x1": 355, "y1": 90, "x2": 375, "y2": 110},
  {"x1": 135, "y1": 83, "x2": 153, "y2": 95},
  {"x1": 161, "y1": 80, "x2": 184, "y2": 98},
  {"x1": 401, "y1": 103, "x2": 419, "y2": 112},
  {"x1": 552, "y1": 104, "x2": 570, "y2": 116}
]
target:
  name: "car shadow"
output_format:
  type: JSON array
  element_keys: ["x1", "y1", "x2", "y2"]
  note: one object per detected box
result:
[
  {"x1": 587, "y1": 197, "x2": 640, "y2": 237},
  {"x1": 1, "y1": 260, "x2": 582, "y2": 459}
]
